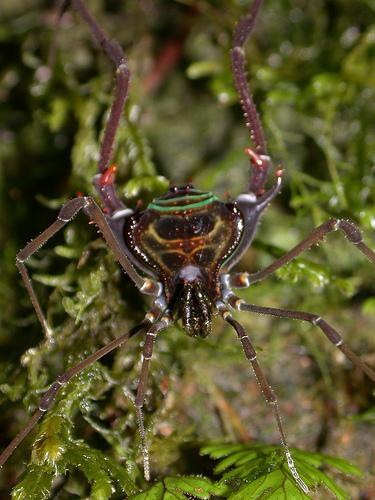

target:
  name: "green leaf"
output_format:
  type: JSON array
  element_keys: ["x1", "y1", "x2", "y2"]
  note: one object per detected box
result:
[
  {"x1": 2, "y1": 1, "x2": 374, "y2": 498},
  {"x1": 362, "y1": 297, "x2": 375, "y2": 316},
  {"x1": 275, "y1": 258, "x2": 357, "y2": 296},
  {"x1": 343, "y1": 25, "x2": 375, "y2": 86},
  {"x1": 200, "y1": 443, "x2": 245, "y2": 460},
  {"x1": 47, "y1": 97, "x2": 69, "y2": 132},
  {"x1": 276, "y1": 259, "x2": 331, "y2": 287},
  {"x1": 349, "y1": 406, "x2": 375, "y2": 423},
  {"x1": 31, "y1": 414, "x2": 66, "y2": 465},
  {"x1": 61, "y1": 263, "x2": 107, "y2": 321},
  {"x1": 54, "y1": 244, "x2": 83, "y2": 259},
  {"x1": 35, "y1": 194, "x2": 72, "y2": 210},
  {"x1": 123, "y1": 175, "x2": 169, "y2": 201},
  {"x1": 213, "y1": 450, "x2": 258, "y2": 474},
  {"x1": 201, "y1": 443, "x2": 363, "y2": 499},
  {"x1": 295, "y1": 460, "x2": 349, "y2": 500},
  {"x1": 228, "y1": 469, "x2": 306, "y2": 500},
  {"x1": 130, "y1": 476, "x2": 228, "y2": 499},
  {"x1": 186, "y1": 60, "x2": 222, "y2": 79},
  {"x1": 61, "y1": 443, "x2": 115, "y2": 500},
  {"x1": 125, "y1": 105, "x2": 157, "y2": 178},
  {"x1": 293, "y1": 449, "x2": 362, "y2": 477},
  {"x1": 11, "y1": 465, "x2": 55, "y2": 500},
  {"x1": 21, "y1": 439, "x2": 137, "y2": 499},
  {"x1": 33, "y1": 272, "x2": 74, "y2": 289},
  {"x1": 131, "y1": 482, "x2": 164, "y2": 500}
]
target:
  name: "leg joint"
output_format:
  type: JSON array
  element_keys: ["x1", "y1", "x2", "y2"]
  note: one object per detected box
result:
[
  {"x1": 311, "y1": 316, "x2": 321, "y2": 325},
  {"x1": 56, "y1": 375, "x2": 67, "y2": 385},
  {"x1": 57, "y1": 215, "x2": 70, "y2": 222},
  {"x1": 337, "y1": 219, "x2": 363, "y2": 244},
  {"x1": 117, "y1": 62, "x2": 129, "y2": 74}
]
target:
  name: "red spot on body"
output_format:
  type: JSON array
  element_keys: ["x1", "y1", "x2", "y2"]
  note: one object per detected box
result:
[
  {"x1": 99, "y1": 164, "x2": 117, "y2": 186},
  {"x1": 244, "y1": 148, "x2": 267, "y2": 168}
]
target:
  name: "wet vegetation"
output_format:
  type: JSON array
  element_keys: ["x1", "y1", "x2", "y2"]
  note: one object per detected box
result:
[{"x1": 0, "y1": 0, "x2": 374, "y2": 498}]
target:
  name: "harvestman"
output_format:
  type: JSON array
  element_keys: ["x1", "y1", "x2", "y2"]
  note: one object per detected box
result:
[{"x1": 1, "y1": 0, "x2": 374, "y2": 494}]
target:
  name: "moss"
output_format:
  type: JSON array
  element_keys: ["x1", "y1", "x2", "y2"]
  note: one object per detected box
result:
[{"x1": 0, "y1": 0, "x2": 374, "y2": 497}]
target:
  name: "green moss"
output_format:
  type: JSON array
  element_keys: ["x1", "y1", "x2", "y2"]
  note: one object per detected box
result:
[{"x1": 0, "y1": 0, "x2": 374, "y2": 498}]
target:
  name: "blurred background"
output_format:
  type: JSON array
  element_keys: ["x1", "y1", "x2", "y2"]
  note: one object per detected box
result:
[{"x1": 0, "y1": 0, "x2": 374, "y2": 497}]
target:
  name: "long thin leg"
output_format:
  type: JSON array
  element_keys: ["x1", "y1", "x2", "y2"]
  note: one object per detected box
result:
[
  {"x1": 217, "y1": 306, "x2": 309, "y2": 493},
  {"x1": 226, "y1": 218, "x2": 375, "y2": 287},
  {"x1": 55, "y1": 0, "x2": 130, "y2": 214},
  {"x1": 0, "y1": 319, "x2": 150, "y2": 468},
  {"x1": 16, "y1": 196, "x2": 160, "y2": 336},
  {"x1": 134, "y1": 317, "x2": 170, "y2": 481},
  {"x1": 225, "y1": 295, "x2": 375, "y2": 382},
  {"x1": 231, "y1": 0, "x2": 272, "y2": 195}
]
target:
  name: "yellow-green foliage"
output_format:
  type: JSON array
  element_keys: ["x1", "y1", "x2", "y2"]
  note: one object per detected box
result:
[{"x1": 0, "y1": 0, "x2": 374, "y2": 498}]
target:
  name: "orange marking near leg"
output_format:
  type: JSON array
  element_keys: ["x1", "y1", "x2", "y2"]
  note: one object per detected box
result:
[
  {"x1": 99, "y1": 164, "x2": 117, "y2": 186},
  {"x1": 244, "y1": 148, "x2": 264, "y2": 167}
]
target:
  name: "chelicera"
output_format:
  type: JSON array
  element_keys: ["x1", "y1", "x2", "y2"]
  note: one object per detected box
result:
[{"x1": 1, "y1": 0, "x2": 374, "y2": 494}]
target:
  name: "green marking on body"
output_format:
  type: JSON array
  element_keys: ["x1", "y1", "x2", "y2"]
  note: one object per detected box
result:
[
  {"x1": 154, "y1": 191, "x2": 212, "y2": 205},
  {"x1": 148, "y1": 194, "x2": 219, "y2": 212}
]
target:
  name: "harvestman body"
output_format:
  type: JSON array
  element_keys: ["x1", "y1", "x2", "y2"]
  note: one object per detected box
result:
[{"x1": 1, "y1": 0, "x2": 374, "y2": 494}]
